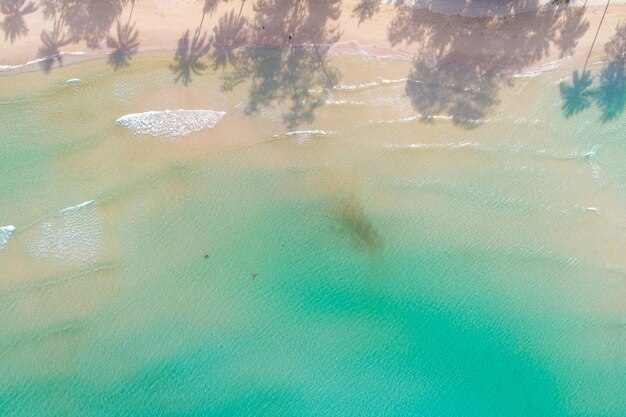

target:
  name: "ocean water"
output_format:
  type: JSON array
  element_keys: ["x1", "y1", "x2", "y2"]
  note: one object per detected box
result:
[{"x1": 0, "y1": 51, "x2": 625, "y2": 417}]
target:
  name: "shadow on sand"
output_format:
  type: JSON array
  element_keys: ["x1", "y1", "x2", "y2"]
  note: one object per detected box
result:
[
  {"x1": 40, "y1": 0, "x2": 131, "y2": 49},
  {"x1": 352, "y1": 0, "x2": 380, "y2": 25},
  {"x1": 595, "y1": 22, "x2": 626, "y2": 121},
  {"x1": 171, "y1": 29, "x2": 211, "y2": 86},
  {"x1": 560, "y1": 22, "x2": 626, "y2": 121},
  {"x1": 216, "y1": 0, "x2": 342, "y2": 127},
  {"x1": 107, "y1": 0, "x2": 139, "y2": 70},
  {"x1": 171, "y1": 0, "x2": 219, "y2": 85},
  {"x1": 209, "y1": 9, "x2": 247, "y2": 70},
  {"x1": 37, "y1": 8, "x2": 71, "y2": 73},
  {"x1": 0, "y1": 0, "x2": 38, "y2": 43},
  {"x1": 384, "y1": 0, "x2": 591, "y2": 127},
  {"x1": 33, "y1": 0, "x2": 133, "y2": 72}
]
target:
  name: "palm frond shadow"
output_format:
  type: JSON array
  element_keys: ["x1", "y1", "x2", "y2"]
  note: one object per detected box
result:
[
  {"x1": 37, "y1": 13, "x2": 72, "y2": 73},
  {"x1": 0, "y1": 0, "x2": 38, "y2": 43},
  {"x1": 217, "y1": 0, "x2": 342, "y2": 128},
  {"x1": 596, "y1": 22, "x2": 626, "y2": 121},
  {"x1": 39, "y1": 0, "x2": 131, "y2": 49},
  {"x1": 203, "y1": 0, "x2": 233, "y2": 16},
  {"x1": 560, "y1": 69, "x2": 594, "y2": 117},
  {"x1": 107, "y1": 20, "x2": 140, "y2": 69},
  {"x1": 171, "y1": 29, "x2": 211, "y2": 86},
  {"x1": 560, "y1": 22, "x2": 626, "y2": 121},
  {"x1": 210, "y1": 10, "x2": 247, "y2": 70},
  {"x1": 388, "y1": 1, "x2": 591, "y2": 127},
  {"x1": 352, "y1": 0, "x2": 380, "y2": 25}
]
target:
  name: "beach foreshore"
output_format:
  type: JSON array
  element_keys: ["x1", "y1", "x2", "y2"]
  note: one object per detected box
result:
[{"x1": 1, "y1": 0, "x2": 626, "y2": 75}]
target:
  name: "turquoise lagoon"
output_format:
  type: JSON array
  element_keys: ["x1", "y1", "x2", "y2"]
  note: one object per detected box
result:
[{"x1": 0, "y1": 51, "x2": 625, "y2": 416}]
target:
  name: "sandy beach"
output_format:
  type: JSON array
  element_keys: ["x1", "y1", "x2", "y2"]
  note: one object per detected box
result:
[
  {"x1": 2, "y1": 2, "x2": 626, "y2": 416},
  {"x1": 1, "y1": 0, "x2": 626, "y2": 74}
]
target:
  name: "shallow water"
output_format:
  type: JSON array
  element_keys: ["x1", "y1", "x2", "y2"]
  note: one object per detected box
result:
[{"x1": 0, "y1": 51, "x2": 625, "y2": 416}]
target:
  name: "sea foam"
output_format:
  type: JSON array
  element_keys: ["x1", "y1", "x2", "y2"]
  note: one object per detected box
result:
[
  {"x1": 116, "y1": 109, "x2": 226, "y2": 138},
  {"x1": 66, "y1": 78, "x2": 81, "y2": 88},
  {"x1": 28, "y1": 201, "x2": 101, "y2": 264},
  {"x1": 286, "y1": 129, "x2": 333, "y2": 137},
  {"x1": 286, "y1": 129, "x2": 334, "y2": 144},
  {"x1": 0, "y1": 225, "x2": 16, "y2": 253},
  {"x1": 0, "y1": 52, "x2": 87, "y2": 72}
]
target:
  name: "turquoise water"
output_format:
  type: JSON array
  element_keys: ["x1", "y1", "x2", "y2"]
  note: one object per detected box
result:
[{"x1": 0, "y1": 52, "x2": 625, "y2": 416}]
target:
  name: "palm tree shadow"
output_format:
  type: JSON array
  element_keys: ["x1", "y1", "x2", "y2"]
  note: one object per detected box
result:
[
  {"x1": 388, "y1": 3, "x2": 591, "y2": 127},
  {"x1": 561, "y1": 22, "x2": 626, "y2": 121},
  {"x1": 44, "y1": 0, "x2": 131, "y2": 50},
  {"x1": 555, "y1": 6, "x2": 590, "y2": 58},
  {"x1": 171, "y1": 29, "x2": 210, "y2": 86},
  {"x1": 38, "y1": 12, "x2": 72, "y2": 73},
  {"x1": 1, "y1": 0, "x2": 38, "y2": 43},
  {"x1": 106, "y1": 0, "x2": 139, "y2": 70},
  {"x1": 203, "y1": 0, "x2": 232, "y2": 16},
  {"x1": 210, "y1": 10, "x2": 247, "y2": 70},
  {"x1": 596, "y1": 59, "x2": 626, "y2": 121},
  {"x1": 560, "y1": 69, "x2": 594, "y2": 117},
  {"x1": 218, "y1": 0, "x2": 342, "y2": 128},
  {"x1": 405, "y1": 56, "x2": 501, "y2": 128},
  {"x1": 595, "y1": 22, "x2": 626, "y2": 121},
  {"x1": 231, "y1": 44, "x2": 340, "y2": 128},
  {"x1": 352, "y1": 0, "x2": 380, "y2": 24},
  {"x1": 107, "y1": 20, "x2": 140, "y2": 70}
]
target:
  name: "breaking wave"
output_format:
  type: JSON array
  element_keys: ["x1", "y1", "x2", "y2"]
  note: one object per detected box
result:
[
  {"x1": 116, "y1": 109, "x2": 226, "y2": 138},
  {"x1": 0, "y1": 225, "x2": 16, "y2": 253}
]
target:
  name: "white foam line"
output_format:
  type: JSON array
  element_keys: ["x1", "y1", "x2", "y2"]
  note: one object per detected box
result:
[
  {"x1": 309, "y1": 76, "x2": 411, "y2": 94},
  {"x1": 332, "y1": 81, "x2": 379, "y2": 91},
  {"x1": 384, "y1": 141, "x2": 482, "y2": 150},
  {"x1": 0, "y1": 58, "x2": 46, "y2": 71},
  {"x1": 0, "y1": 52, "x2": 88, "y2": 72},
  {"x1": 286, "y1": 129, "x2": 333, "y2": 137},
  {"x1": 373, "y1": 113, "x2": 485, "y2": 125},
  {"x1": 384, "y1": 142, "x2": 604, "y2": 163},
  {"x1": 324, "y1": 98, "x2": 367, "y2": 105},
  {"x1": 380, "y1": 77, "x2": 409, "y2": 85},
  {"x1": 512, "y1": 72, "x2": 541, "y2": 79},
  {"x1": 60, "y1": 200, "x2": 95, "y2": 214}
]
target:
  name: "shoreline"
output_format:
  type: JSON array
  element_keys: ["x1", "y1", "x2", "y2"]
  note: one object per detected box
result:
[
  {"x1": 1, "y1": 0, "x2": 626, "y2": 76},
  {"x1": 0, "y1": 40, "x2": 613, "y2": 80}
]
